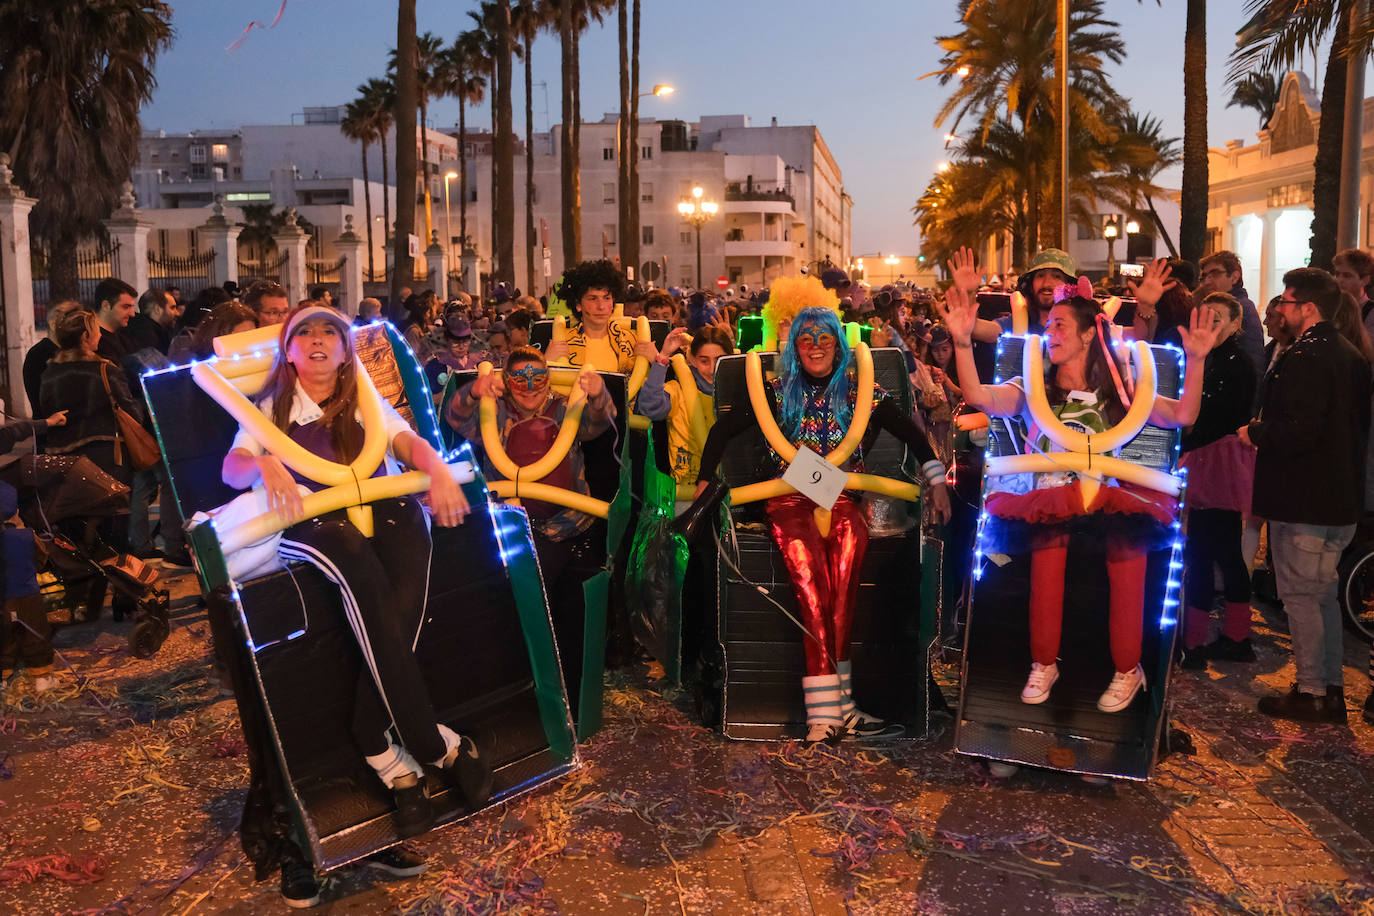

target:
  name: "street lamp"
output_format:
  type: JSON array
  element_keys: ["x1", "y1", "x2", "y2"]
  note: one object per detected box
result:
[
  {"x1": 1103, "y1": 217, "x2": 1120, "y2": 283},
  {"x1": 443, "y1": 170, "x2": 459, "y2": 265},
  {"x1": 884, "y1": 254, "x2": 900, "y2": 284},
  {"x1": 677, "y1": 185, "x2": 718, "y2": 288}
]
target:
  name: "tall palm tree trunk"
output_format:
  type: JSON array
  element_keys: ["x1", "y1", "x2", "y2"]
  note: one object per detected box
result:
[
  {"x1": 360, "y1": 138, "x2": 375, "y2": 279},
  {"x1": 559, "y1": 1, "x2": 581, "y2": 267},
  {"x1": 419, "y1": 99, "x2": 434, "y2": 244},
  {"x1": 381, "y1": 125, "x2": 391, "y2": 277},
  {"x1": 1179, "y1": 0, "x2": 1208, "y2": 262},
  {"x1": 392, "y1": 0, "x2": 418, "y2": 305},
  {"x1": 617, "y1": 0, "x2": 630, "y2": 269},
  {"x1": 1310, "y1": 11, "x2": 1351, "y2": 272},
  {"x1": 1026, "y1": 157, "x2": 1041, "y2": 256},
  {"x1": 626, "y1": 0, "x2": 641, "y2": 281},
  {"x1": 495, "y1": 1, "x2": 515, "y2": 286},
  {"x1": 458, "y1": 93, "x2": 469, "y2": 251},
  {"x1": 572, "y1": 24, "x2": 583, "y2": 259},
  {"x1": 523, "y1": 0, "x2": 536, "y2": 295}
]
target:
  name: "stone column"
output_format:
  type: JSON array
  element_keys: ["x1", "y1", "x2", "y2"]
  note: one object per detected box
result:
[
  {"x1": 1258, "y1": 209, "x2": 1282, "y2": 309},
  {"x1": 425, "y1": 231, "x2": 449, "y2": 299},
  {"x1": 0, "y1": 155, "x2": 38, "y2": 415},
  {"x1": 461, "y1": 245, "x2": 480, "y2": 297},
  {"x1": 273, "y1": 207, "x2": 311, "y2": 306},
  {"x1": 334, "y1": 214, "x2": 365, "y2": 318},
  {"x1": 103, "y1": 181, "x2": 150, "y2": 294},
  {"x1": 199, "y1": 195, "x2": 241, "y2": 289}
]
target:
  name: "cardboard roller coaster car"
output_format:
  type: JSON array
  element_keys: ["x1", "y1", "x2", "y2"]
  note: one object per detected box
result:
[
  {"x1": 141, "y1": 322, "x2": 577, "y2": 871},
  {"x1": 708, "y1": 344, "x2": 943, "y2": 741},
  {"x1": 954, "y1": 333, "x2": 1185, "y2": 780},
  {"x1": 438, "y1": 358, "x2": 633, "y2": 740}
]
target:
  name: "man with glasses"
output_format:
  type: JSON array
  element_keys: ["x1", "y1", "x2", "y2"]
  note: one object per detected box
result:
[
  {"x1": 1240, "y1": 267, "x2": 1372, "y2": 723},
  {"x1": 245, "y1": 281, "x2": 291, "y2": 326},
  {"x1": 1198, "y1": 251, "x2": 1263, "y2": 384}
]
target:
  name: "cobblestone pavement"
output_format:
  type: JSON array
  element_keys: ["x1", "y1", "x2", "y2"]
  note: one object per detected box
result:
[{"x1": 2, "y1": 562, "x2": 1374, "y2": 914}]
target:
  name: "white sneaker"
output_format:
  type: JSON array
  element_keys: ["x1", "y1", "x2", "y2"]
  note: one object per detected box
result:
[
  {"x1": 988, "y1": 761, "x2": 1019, "y2": 779},
  {"x1": 31, "y1": 675, "x2": 56, "y2": 694},
  {"x1": 1020, "y1": 662, "x2": 1059, "y2": 704},
  {"x1": 1097, "y1": 665, "x2": 1146, "y2": 713}
]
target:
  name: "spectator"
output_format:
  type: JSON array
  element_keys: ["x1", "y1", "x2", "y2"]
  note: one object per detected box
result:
[
  {"x1": 168, "y1": 301, "x2": 258, "y2": 364},
  {"x1": 485, "y1": 322, "x2": 510, "y2": 369},
  {"x1": 644, "y1": 290, "x2": 676, "y2": 323},
  {"x1": 1242, "y1": 268, "x2": 1372, "y2": 724},
  {"x1": 402, "y1": 290, "x2": 441, "y2": 364},
  {"x1": 505, "y1": 308, "x2": 532, "y2": 349},
  {"x1": 127, "y1": 288, "x2": 182, "y2": 355},
  {"x1": 91, "y1": 277, "x2": 138, "y2": 364},
  {"x1": 243, "y1": 281, "x2": 291, "y2": 327},
  {"x1": 178, "y1": 286, "x2": 231, "y2": 331},
  {"x1": 355, "y1": 297, "x2": 382, "y2": 325},
  {"x1": 23, "y1": 300, "x2": 83, "y2": 415},
  {"x1": 1197, "y1": 251, "x2": 1264, "y2": 385},
  {"x1": 1178, "y1": 292, "x2": 1257, "y2": 667},
  {"x1": 308, "y1": 286, "x2": 334, "y2": 310},
  {"x1": 1332, "y1": 248, "x2": 1374, "y2": 342}
]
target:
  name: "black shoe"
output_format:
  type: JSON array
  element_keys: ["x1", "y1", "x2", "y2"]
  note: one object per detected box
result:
[
  {"x1": 1207, "y1": 636, "x2": 1257, "y2": 662},
  {"x1": 1363, "y1": 692, "x2": 1374, "y2": 727},
  {"x1": 1257, "y1": 686, "x2": 1345, "y2": 724},
  {"x1": 1326, "y1": 685, "x2": 1348, "y2": 724},
  {"x1": 280, "y1": 859, "x2": 321, "y2": 909},
  {"x1": 131, "y1": 545, "x2": 161, "y2": 561},
  {"x1": 1177, "y1": 645, "x2": 1209, "y2": 670},
  {"x1": 160, "y1": 550, "x2": 193, "y2": 568},
  {"x1": 843, "y1": 710, "x2": 905, "y2": 740},
  {"x1": 439, "y1": 735, "x2": 493, "y2": 811},
  {"x1": 362, "y1": 844, "x2": 428, "y2": 878},
  {"x1": 391, "y1": 779, "x2": 435, "y2": 838}
]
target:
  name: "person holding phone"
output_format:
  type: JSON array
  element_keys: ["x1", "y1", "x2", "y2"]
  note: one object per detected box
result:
[{"x1": 694, "y1": 281, "x2": 950, "y2": 741}]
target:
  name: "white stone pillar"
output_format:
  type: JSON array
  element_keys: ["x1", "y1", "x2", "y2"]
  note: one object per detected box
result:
[
  {"x1": 335, "y1": 214, "x2": 365, "y2": 318},
  {"x1": 274, "y1": 207, "x2": 312, "y2": 306},
  {"x1": 425, "y1": 231, "x2": 449, "y2": 299},
  {"x1": 1258, "y1": 209, "x2": 1282, "y2": 309},
  {"x1": 103, "y1": 181, "x2": 151, "y2": 294},
  {"x1": 0, "y1": 155, "x2": 37, "y2": 415},
  {"x1": 461, "y1": 245, "x2": 480, "y2": 297},
  {"x1": 199, "y1": 196, "x2": 241, "y2": 289}
]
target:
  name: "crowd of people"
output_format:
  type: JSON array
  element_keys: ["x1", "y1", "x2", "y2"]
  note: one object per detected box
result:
[{"x1": 2, "y1": 247, "x2": 1373, "y2": 906}]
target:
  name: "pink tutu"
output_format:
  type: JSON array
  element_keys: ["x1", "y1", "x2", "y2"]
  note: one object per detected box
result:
[{"x1": 1179, "y1": 434, "x2": 1254, "y2": 513}]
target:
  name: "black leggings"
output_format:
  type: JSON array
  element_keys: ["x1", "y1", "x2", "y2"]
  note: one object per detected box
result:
[
  {"x1": 1185, "y1": 507, "x2": 1251, "y2": 609},
  {"x1": 279, "y1": 497, "x2": 446, "y2": 764}
]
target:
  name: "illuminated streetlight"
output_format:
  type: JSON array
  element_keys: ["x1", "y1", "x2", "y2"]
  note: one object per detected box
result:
[
  {"x1": 884, "y1": 254, "x2": 900, "y2": 284},
  {"x1": 1103, "y1": 217, "x2": 1120, "y2": 282},
  {"x1": 937, "y1": 161, "x2": 951, "y2": 173},
  {"x1": 651, "y1": 84, "x2": 674, "y2": 97},
  {"x1": 956, "y1": 65, "x2": 970, "y2": 78},
  {"x1": 678, "y1": 184, "x2": 719, "y2": 287}
]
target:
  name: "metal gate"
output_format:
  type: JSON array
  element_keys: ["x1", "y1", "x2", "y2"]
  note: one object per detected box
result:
[
  {"x1": 148, "y1": 248, "x2": 217, "y2": 299},
  {"x1": 31, "y1": 240, "x2": 120, "y2": 329}
]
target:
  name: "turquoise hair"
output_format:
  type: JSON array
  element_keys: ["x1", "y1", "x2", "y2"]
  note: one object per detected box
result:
[{"x1": 778, "y1": 307, "x2": 853, "y2": 438}]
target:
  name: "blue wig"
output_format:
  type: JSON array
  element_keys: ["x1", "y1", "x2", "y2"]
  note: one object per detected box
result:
[{"x1": 778, "y1": 307, "x2": 853, "y2": 439}]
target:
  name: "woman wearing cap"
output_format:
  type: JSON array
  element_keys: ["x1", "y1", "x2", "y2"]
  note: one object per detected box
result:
[
  {"x1": 222, "y1": 305, "x2": 491, "y2": 846},
  {"x1": 545, "y1": 260, "x2": 637, "y2": 372},
  {"x1": 694, "y1": 280, "x2": 952, "y2": 742},
  {"x1": 940, "y1": 272, "x2": 1219, "y2": 714},
  {"x1": 446, "y1": 345, "x2": 616, "y2": 717}
]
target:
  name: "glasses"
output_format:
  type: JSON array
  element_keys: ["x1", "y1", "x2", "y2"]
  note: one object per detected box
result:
[
  {"x1": 1201, "y1": 268, "x2": 1230, "y2": 279},
  {"x1": 1275, "y1": 298, "x2": 1307, "y2": 308},
  {"x1": 504, "y1": 364, "x2": 549, "y2": 391}
]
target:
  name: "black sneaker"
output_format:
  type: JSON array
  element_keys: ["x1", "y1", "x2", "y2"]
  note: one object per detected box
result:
[
  {"x1": 438, "y1": 735, "x2": 493, "y2": 811},
  {"x1": 1207, "y1": 636, "x2": 1257, "y2": 662},
  {"x1": 1258, "y1": 686, "x2": 1345, "y2": 724},
  {"x1": 1326, "y1": 685, "x2": 1348, "y2": 724},
  {"x1": 843, "y1": 710, "x2": 905, "y2": 740},
  {"x1": 1176, "y1": 645, "x2": 1209, "y2": 670},
  {"x1": 362, "y1": 844, "x2": 428, "y2": 878},
  {"x1": 391, "y1": 780, "x2": 435, "y2": 838},
  {"x1": 280, "y1": 859, "x2": 321, "y2": 909}
]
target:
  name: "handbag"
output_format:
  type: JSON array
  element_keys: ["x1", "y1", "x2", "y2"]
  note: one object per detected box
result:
[{"x1": 99, "y1": 362, "x2": 161, "y2": 471}]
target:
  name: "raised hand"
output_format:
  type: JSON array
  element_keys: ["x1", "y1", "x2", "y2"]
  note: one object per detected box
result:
[
  {"x1": 470, "y1": 372, "x2": 505, "y2": 400},
  {"x1": 1126, "y1": 257, "x2": 1174, "y2": 311},
  {"x1": 634, "y1": 338, "x2": 660, "y2": 363},
  {"x1": 1179, "y1": 304, "x2": 1221, "y2": 361},
  {"x1": 937, "y1": 284, "x2": 977, "y2": 346},
  {"x1": 661, "y1": 326, "x2": 691, "y2": 358},
  {"x1": 946, "y1": 246, "x2": 980, "y2": 294}
]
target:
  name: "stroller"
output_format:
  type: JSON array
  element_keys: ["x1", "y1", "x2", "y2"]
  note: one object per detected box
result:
[{"x1": 17, "y1": 454, "x2": 170, "y2": 659}]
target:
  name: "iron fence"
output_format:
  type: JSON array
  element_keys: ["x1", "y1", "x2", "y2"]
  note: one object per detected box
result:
[
  {"x1": 31, "y1": 240, "x2": 120, "y2": 329},
  {"x1": 148, "y1": 248, "x2": 216, "y2": 299},
  {"x1": 237, "y1": 251, "x2": 289, "y2": 288}
]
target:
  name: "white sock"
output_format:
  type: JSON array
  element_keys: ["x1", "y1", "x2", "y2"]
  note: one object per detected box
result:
[
  {"x1": 365, "y1": 740, "x2": 422, "y2": 788},
  {"x1": 431, "y1": 723, "x2": 463, "y2": 767}
]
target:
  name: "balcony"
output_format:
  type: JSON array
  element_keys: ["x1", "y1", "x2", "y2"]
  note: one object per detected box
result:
[
  {"x1": 725, "y1": 238, "x2": 795, "y2": 258},
  {"x1": 723, "y1": 180, "x2": 795, "y2": 215}
]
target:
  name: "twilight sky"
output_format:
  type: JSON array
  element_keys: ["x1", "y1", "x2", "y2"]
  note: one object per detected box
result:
[{"x1": 141, "y1": 0, "x2": 1349, "y2": 255}]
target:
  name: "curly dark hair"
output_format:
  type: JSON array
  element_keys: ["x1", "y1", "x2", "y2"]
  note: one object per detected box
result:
[{"x1": 561, "y1": 259, "x2": 625, "y2": 316}]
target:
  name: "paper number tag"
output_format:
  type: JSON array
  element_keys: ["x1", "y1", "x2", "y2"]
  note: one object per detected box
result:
[{"x1": 782, "y1": 446, "x2": 847, "y2": 510}]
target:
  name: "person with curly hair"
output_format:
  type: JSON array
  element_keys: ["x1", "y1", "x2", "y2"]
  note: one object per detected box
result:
[{"x1": 546, "y1": 260, "x2": 636, "y2": 372}]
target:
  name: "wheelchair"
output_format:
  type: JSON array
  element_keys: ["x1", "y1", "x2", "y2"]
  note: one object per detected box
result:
[
  {"x1": 953, "y1": 331, "x2": 1186, "y2": 780},
  {"x1": 142, "y1": 321, "x2": 578, "y2": 871},
  {"x1": 703, "y1": 342, "x2": 943, "y2": 740}
]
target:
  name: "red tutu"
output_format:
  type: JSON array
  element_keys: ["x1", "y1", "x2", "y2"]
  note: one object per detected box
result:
[{"x1": 983, "y1": 478, "x2": 1179, "y2": 554}]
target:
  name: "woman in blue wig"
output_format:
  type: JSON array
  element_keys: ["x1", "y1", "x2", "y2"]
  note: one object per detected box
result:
[{"x1": 696, "y1": 279, "x2": 951, "y2": 741}]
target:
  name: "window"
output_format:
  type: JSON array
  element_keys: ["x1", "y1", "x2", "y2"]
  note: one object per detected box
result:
[
  {"x1": 641, "y1": 146, "x2": 653, "y2": 160},
  {"x1": 602, "y1": 147, "x2": 615, "y2": 161},
  {"x1": 642, "y1": 225, "x2": 654, "y2": 245},
  {"x1": 640, "y1": 181, "x2": 654, "y2": 203},
  {"x1": 603, "y1": 223, "x2": 618, "y2": 247},
  {"x1": 188, "y1": 145, "x2": 206, "y2": 164},
  {"x1": 679, "y1": 230, "x2": 693, "y2": 245},
  {"x1": 726, "y1": 228, "x2": 744, "y2": 241},
  {"x1": 190, "y1": 163, "x2": 208, "y2": 180},
  {"x1": 169, "y1": 149, "x2": 180, "y2": 160},
  {"x1": 233, "y1": 166, "x2": 243, "y2": 179},
  {"x1": 150, "y1": 151, "x2": 159, "y2": 162},
  {"x1": 211, "y1": 143, "x2": 229, "y2": 162},
  {"x1": 187, "y1": 229, "x2": 199, "y2": 252},
  {"x1": 602, "y1": 182, "x2": 615, "y2": 204}
]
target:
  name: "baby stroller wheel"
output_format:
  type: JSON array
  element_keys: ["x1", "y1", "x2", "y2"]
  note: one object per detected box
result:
[{"x1": 129, "y1": 588, "x2": 171, "y2": 660}]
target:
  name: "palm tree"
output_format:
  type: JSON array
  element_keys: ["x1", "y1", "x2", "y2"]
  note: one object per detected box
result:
[
  {"x1": 557, "y1": 0, "x2": 581, "y2": 267},
  {"x1": 392, "y1": 0, "x2": 419, "y2": 305},
  {"x1": 357, "y1": 78, "x2": 395, "y2": 277},
  {"x1": 1227, "y1": 70, "x2": 1283, "y2": 128},
  {"x1": 445, "y1": 32, "x2": 489, "y2": 255},
  {"x1": 515, "y1": 0, "x2": 545, "y2": 294},
  {"x1": 626, "y1": 0, "x2": 643, "y2": 281},
  {"x1": 1106, "y1": 112, "x2": 1182, "y2": 257},
  {"x1": 341, "y1": 95, "x2": 379, "y2": 280},
  {"x1": 389, "y1": 31, "x2": 447, "y2": 243},
  {"x1": 466, "y1": 3, "x2": 518, "y2": 287},
  {"x1": 0, "y1": 1, "x2": 174, "y2": 300},
  {"x1": 927, "y1": 0, "x2": 1125, "y2": 255}
]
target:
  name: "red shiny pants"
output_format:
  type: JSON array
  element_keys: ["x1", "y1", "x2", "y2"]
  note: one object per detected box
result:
[{"x1": 766, "y1": 494, "x2": 868, "y2": 676}]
